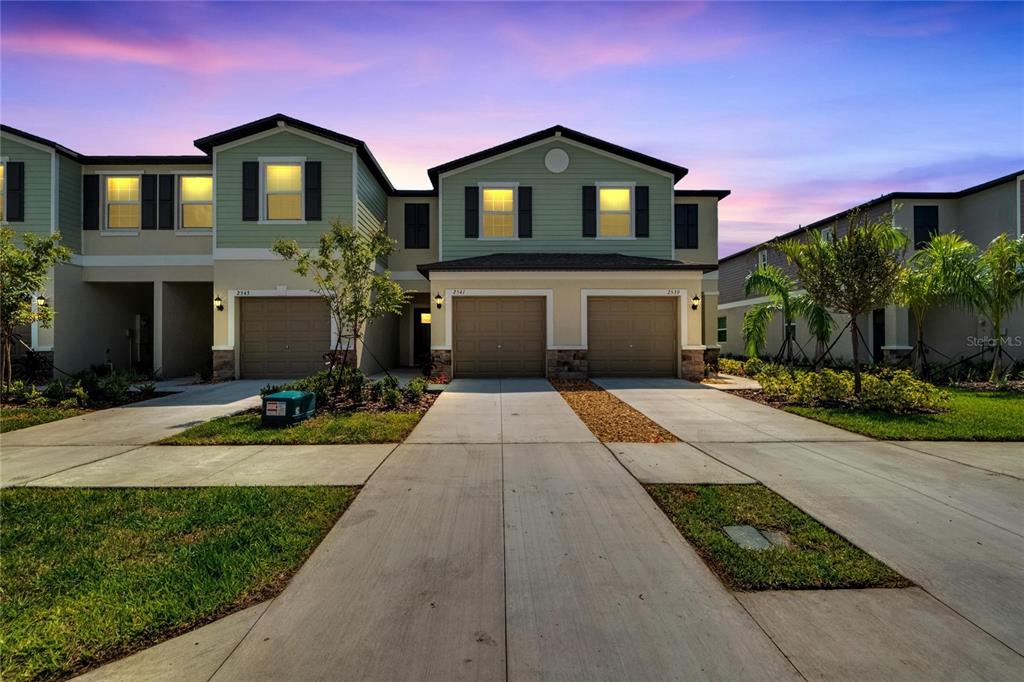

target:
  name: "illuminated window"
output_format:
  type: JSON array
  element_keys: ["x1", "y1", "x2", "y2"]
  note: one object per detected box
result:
[
  {"x1": 106, "y1": 176, "x2": 140, "y2": 229},
  {"x1": 180, "y1": 175, "x2": 213, "y2": 229},
  {"x1": 0, "y1": 163, "x2": 5, "y2": 223},
  {"x1": 420, "y1": 312, "x2": 432, "y2": 324},
  {"x1": 481, "y1": 187, "x2": 515, "y2": 238},
  {"x1": 265, "y1": 163, "x2": 302, "y2": 220},
  {"x1": 598, "y1": 186, "x2": 632, "y2": 238}
]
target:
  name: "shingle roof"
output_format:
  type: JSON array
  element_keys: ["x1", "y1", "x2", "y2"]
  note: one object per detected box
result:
[{"x1": 417, "y1": 252, "x2": 714, "y2": 276}]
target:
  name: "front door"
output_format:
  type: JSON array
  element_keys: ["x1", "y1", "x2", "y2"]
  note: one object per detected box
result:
[
  {"x1": 413, "y1": 307, "x2": 431, "y2": 367},
  {"x1": 872, "y1": 308, "x2": 885, "y2": 364}
]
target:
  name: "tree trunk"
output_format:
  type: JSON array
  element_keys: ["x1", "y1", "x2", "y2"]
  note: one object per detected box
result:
[
  {"x1": 850, "y1": 315, "x2": 862, "y2": 394},
  {"x1": 989, "y1": 314, "x2": 1003, "y2": 383},
  {"x1": 914, "y1": 322, "x2": 930, "y2": 380},
  {"x1": 814, "y1": 340, "x2": 825, "y2": 371}
]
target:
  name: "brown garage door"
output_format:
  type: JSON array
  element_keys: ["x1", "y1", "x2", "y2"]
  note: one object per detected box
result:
[
  {"x1": 588, "y1": 297, "x2": 677, "y2": 376},
  {"x1": 453, "y1": 297, "x2": 545, "y2": 377},
  {"x1": 240, "y1": 297, "x2": 331, "y2": 378}
]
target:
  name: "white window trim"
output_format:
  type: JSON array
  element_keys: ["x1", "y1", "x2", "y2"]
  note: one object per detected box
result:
[
  {"x1": 595, "y1": 181, "x2": 636, "y2": 240},
  {"x1": 179, "y1": 174, "x2": 214, "y2": 231},
  {"x1": 477, "y1": 182, "x2": 519, "y2": 240},
  {"x1": 0, "y1": 158, "x2": 7, "y2": 226},
  {"x1": 757, "y1": 250, "x2": 769, "y2": 267},
  {"x1": 102, "y1": 174, "x2": 142, "y2": 232},
  {"x1": 258, "y1": 157, "x2": 306, "y2": 224}
]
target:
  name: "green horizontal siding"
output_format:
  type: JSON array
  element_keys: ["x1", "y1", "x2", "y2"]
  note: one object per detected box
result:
[
  {"x1": 215, "y1": 130, "x2": 353, "y2": 249},
  {"x1": 58, "y1": 156, "x2": 82, "y2": 252},
  {"x1": 356, "y1": 157, "x2": 388, "y2": 266},
  {"x1": 440, "y1": 140, "x2": 673, "y2": 260},
  {"x1": 1, "y1": 134, "x2": 52, "y2": 238}
]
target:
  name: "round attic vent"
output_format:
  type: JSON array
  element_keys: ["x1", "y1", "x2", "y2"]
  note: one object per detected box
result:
[{"x1": 544, "y1": 148, "x2": 570, "y2": 173}]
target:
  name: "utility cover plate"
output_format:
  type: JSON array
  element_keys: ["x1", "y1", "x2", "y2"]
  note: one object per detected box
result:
[{"x1": 723, "y1": 525, "x2": 774, "y2": 550}]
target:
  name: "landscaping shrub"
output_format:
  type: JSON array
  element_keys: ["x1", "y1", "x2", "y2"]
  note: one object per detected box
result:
[
  {"x1": 743, "y1": 357, "x2": 767, "y2": 377},
  {"x1": 2, "y1": 369, "x2": 153, "y2": 409},
  {"x1": 718, "y1": 357, "x2": 745, "y2": 376},
  {"x1": 404, "y1": 376, "x2": 428, "y2": 401},
  {"x1": 268, "y1": 369, "x2": 429, "y2": 414},
  {"x1": 858, "y1": 369, "x2": 948, "y2": 413},
  {"x1": 789, "y1": 369, "x2": 854, "y2": 406}
]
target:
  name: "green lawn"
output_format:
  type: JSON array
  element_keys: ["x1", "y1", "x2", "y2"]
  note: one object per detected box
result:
[
  {"x1": 1, "y1": 486, "x2": 356, "y2": 681},
  {"x1": 646, "y1": 483, "x2": 910, "y2": 591},
  {"x1": 0, "y1": 405, "x2": 89, "y2": 432},
  {"x1": 160, "y1": 410, "x2": 422, "y2": 445},
  {"x1": 787, "y1": 388, "x2": 1024, "y2": 441}
]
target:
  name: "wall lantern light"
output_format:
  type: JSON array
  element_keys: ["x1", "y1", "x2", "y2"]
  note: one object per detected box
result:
[
  {"x1": 690, "y1": 295, "x2": 701, "y2": 311},
  {"x1": 434, "y1": 293, "x2": 443, "y2": 309},
  {"x1": 36, "y1": 295, "x2": 48, "y2": 308},
  {"x1": 214, "y1": 296, "x2": 224, "y2": 312}
]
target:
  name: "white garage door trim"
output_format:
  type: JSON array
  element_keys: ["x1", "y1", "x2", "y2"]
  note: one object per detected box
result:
[
  {"x1": 218, "y1": 288, "x2": 340, "y2": 350},
  {"x1": 435, "y1": 288, "x2": 554, "y2": 351},
  {"x1": 580, "y1": 289, "x2": 688, "y2": 350}
]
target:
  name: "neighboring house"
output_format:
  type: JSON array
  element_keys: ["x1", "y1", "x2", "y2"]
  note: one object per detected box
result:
[
  {"x1": 0, "y1": 116, "x2": 728, "y2": 380},
  {"x1": 716, "y1": 170, "x2": 1024, "y2": 367}
]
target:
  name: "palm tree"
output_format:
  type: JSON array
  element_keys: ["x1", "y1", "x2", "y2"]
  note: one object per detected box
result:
[
  {"x1": 792, "y1": 295, "x2": 835, "y2": 369},
  {"x1": 742, "y1": 262, "x2": 834, "y2": 368},
  {"x1": 777, "y1": 208, "x2": 906, "y2": 394},
  {"x1": 965, "y1": 234, "x2": 1024, "y2": 382},
  {"x1": 898, "y1": 233, "x2": 978, "y2": 378}
]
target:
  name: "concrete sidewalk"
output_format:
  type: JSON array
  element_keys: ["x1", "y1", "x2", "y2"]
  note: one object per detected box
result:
[
  {"x1": 1, "y1": 380, "x2": 265, "y2": 447},
  {"x1": 2, "y1": 444, "x2": 394, "y2": 487}
]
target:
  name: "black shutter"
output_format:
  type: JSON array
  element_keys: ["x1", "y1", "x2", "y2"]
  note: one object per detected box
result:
[
  {"x1": 913, "y1": 205, "x2": 939, "y2": 249},
  {"x1": 518, "y1": 186, "x2": 532, "y2": 238},
  {"x1": 141, "y1": 175, "x2": 157, "y2": 229},
  {"x1": 242, "y1": 161, "x2": 259, "y2": 221},
  {"x1": 405, "y1": 202, "x2": 430, "y2": 249},
  {"x1": 158, "y1": 174, "x2": 175, "y2": 229},
  {"x1": 6, "y1": 162, "x2": 24, "y2": 222},
  {"x1": 305, "y1": 161, "x2": 321, "y2": 221},
  {"x1": 635, "y1": 186, "x2": 649, "y2": 238},
  {"x1": 675, "y1": 204, "x2": 698, "y2": 249},
  {"x1": 83, "y1": 174, "x2": 99, "y2": 230},
  {"x1": 582, "y1": 185, "x2": 596, "y2": 237},
  {"x1": 464, "y1": 186, "x2": 479, "y2": 238}
]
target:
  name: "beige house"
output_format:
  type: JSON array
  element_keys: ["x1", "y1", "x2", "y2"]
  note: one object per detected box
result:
[
  {"x1": 1, "y1": 117, "x2": 728, "y2": 381},
  {"x1": 716, "y1": 171, "x2": 1024, "y2": 367}
]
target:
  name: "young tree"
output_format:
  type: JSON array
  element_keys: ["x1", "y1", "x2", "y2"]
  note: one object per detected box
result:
[
  {"x1": 0, "y1": 228, "x2": 71, "y2": 389},
  {"x1": 898, "y1": 233, "x2": 978, "y2": 378},
  {"x1": 742, "y1": 262, "x2": 834, "y2": 369},
  {"x1": 966, "y1": 233, "x2": 1024, "y2": 382},
  {"x1": 777, "y1": 209, "x2": 906, "y2": 393},
  {"x1": 273, "y1": 220, "x2": 407, "y2": 390}
]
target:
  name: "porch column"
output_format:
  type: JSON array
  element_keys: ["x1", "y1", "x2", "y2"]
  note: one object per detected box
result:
[{"x1": 153, "y1": 280, "x2": 164, "y2": 376}]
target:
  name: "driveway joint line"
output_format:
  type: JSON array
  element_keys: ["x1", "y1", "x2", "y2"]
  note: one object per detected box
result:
[
  {"x1": 20, "y1": 444, "x2": 146, "y2": 486},
  {"x1": 887, "y1": 441, "x2": 1024, "y2": 481}
]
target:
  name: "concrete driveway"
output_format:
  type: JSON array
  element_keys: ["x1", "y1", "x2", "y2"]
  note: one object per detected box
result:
[{"x1": 1, "y1": 381, "x2": 266, "y2": 486}]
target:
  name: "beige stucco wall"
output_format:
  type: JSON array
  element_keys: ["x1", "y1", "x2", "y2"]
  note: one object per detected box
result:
[
  {"x1": 672, "y1": 196, "x2": 719, "y2": 265},
  {"x1": 426, "y1": 270, "x2": 706, "y2": 350},
  {"x1": 83, "y1": 231, "x2": 213, "y2": 256}
]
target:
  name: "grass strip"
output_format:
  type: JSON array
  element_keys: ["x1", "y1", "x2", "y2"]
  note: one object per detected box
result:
[
  {"x1": 0, "y1": 406, "x2": 90, "y2": 433},
  {"x1": 1, "y1": 486, "x2": 357, "y2": 681},
  {"x1": 786, "y1": 388, "x2": 1024, "y2": 441},
  {"x1": 646, "y1": 483, "x2": 911, "y2": 591},
  {"x1": 160, "y1": 410, "x2": 422, "y2": 445},
  {"x1": 551, "y1": 379, "x2": 679, "y2": 443}
]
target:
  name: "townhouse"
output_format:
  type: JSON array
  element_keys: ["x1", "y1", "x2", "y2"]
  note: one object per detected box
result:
[
  {"x1": 1, "y1": 115, "x2": 728, "y2": 381},
  {"x1": 716, "y1": 170, "x2": 1024, "y2": 367}
]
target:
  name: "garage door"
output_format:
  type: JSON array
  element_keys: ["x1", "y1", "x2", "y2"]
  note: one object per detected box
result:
[
  {"x1": 453, "y1": 297, "x2": 545, "y2": 377},
  {"x1": 240, "y1": 297, "x2": 331, "y2": 378},
  {"x1": 588, "y1": 297, "x2": 677, "y2": 376}
]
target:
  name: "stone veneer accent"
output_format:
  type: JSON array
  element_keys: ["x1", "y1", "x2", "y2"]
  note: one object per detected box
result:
[
  {"x1": 703, "y1": 347, "x2": 720, "y2": 377},
  {"x1": 212, "y1": 349, "x2": 235, "y2": 381},
  {"x1": 430, "y1": 349, "x2": 452, "y2": 379},
  {"x1": 546, "y1": 349, "x2": 588, "y2": 379},
  {"x1": 679, "y1": 349, "x2": 705, "y2": 381}
]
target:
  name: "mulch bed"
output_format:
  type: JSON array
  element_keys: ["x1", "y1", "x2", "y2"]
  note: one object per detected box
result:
[
  {"x1": 952, "y1": 380, "x2": 1024, "y2": 393},
  {"x1": 551, "y1": 379, "x2": 679, "y2": 443}
]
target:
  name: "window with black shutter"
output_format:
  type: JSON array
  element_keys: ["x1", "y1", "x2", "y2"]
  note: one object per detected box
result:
[
  {"x1": 675, "y1": 203, "x2": 698, "y2": 249},
  {"x1": 404, "y1": 202, "x2": 430, "y2": 249},
  {"x1": 913, "y1": 205, "x2": 939, "y2": 249}
]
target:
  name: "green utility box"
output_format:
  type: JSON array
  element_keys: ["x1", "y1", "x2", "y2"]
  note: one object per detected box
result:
[{"x1": 261, "y1": 390, "x2": 316, "y2": 428}]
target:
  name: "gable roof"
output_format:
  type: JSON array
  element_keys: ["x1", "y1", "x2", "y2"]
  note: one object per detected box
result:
[
  {"x1": 192, "y1": 114, "x2": 395, "y2": 193},
  {"x1": 426, "y1": 125, "x2": 688, "y2": 188},
  {"x1": 675, "y1": 189, "x2": 731, "y2": 199},
  {"x1": 2, "y1": 124, "x2": 210, "y2": 165},
  {"x1": 719, "y1": 168, "x2": 1024, "y2": 265}
]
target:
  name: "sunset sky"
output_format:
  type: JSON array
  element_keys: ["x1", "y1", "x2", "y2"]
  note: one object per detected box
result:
[{"x1": 2, "y1": 1, "x2": 1021, "y2": 256}]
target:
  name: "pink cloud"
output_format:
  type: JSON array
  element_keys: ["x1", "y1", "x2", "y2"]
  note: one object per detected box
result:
[{"x1": 2, "y1": 28, "x2": 367, "y2": 76}]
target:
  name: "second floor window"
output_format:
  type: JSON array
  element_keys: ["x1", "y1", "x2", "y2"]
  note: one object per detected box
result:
[
  {"x1": 482, "y1": 187, "x2": 515, "y2": 238},
  {"x1": 757, "y1": 249, "x2": 769, "y2": 268},
  {"x1": 106, "y1": 176, "x2": 140, "y2": 229},
  {"x1": 913, "y1": 205, "x2": 939, "y2": 249},
  {"x1": 598, "y1": 186, "x2": 632, "y2": 238},
  {"x1": 180, "y1": 176, "x2": 213, "y2": 229},
  {"x1": 717, "y1": 316, "x2": 727, "y2": 343},
  {"x1": 265, "y1": 163, "x2": 302, "y2": 221},
  {"x1": 405, "y1": 203, "x2": 430, "y2": 249}
]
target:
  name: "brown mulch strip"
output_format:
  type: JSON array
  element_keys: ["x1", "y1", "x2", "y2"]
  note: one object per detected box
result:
[
  {"x1": 551, "y1": 379, "x2": 679, "y2": 443},
  {"x1": 952, "y1": 380, "x2": 1024, "y2": 393}
]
